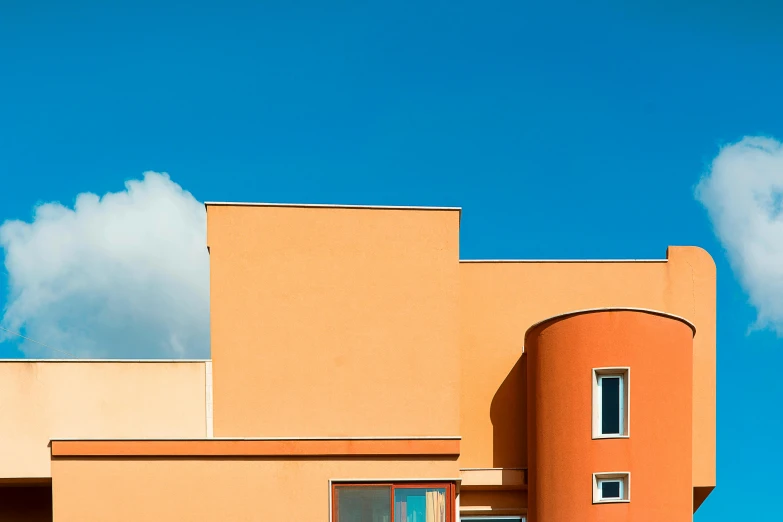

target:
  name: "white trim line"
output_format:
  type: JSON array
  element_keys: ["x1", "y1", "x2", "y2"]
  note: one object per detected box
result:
[
  {"x1": 204, "y1": 201, "x2": 461, "y2": 212},
  {"x1": 523, "y1": 307, "x2": 697, "y2": 339},
  {"x1": 0, "y1": 359, "x2": 211, "y2": 363},
  {"x1": 50, "y1": 436, "x2": 462, "y2": 442},
  {"x1": 460, "y1": 259, "x2": 666, "y2": 263}
]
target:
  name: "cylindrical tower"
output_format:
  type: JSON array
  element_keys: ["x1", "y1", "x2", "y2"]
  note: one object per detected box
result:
[{"x1": 525, "y1": 308, "x2": 694, "y2": 522}]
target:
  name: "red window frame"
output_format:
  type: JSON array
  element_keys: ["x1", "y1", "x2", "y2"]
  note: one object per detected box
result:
[{"x1": 332, "y1": 482, "x2": 456, "y2": 522}]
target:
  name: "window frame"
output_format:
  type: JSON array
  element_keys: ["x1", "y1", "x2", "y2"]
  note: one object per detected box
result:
[
  {"x1": 460, "y1": 515, "x2": 527, "y2": 522},
  {"x1": 331, "y1": 481, "x2": 456, "y2": 522},
  {"x1": 592, "y1": 472, "x2": 631, "y2": 504},
  {"x1": 592, "y1": 367, "x2": 630, "y2": 439}
]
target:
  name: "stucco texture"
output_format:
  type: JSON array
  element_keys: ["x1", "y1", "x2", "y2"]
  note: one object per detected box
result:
[
  {"x1": 0, "y1": 361, "x2": 207, "y2": 478},
  {"x1": 51, "y1": 457, "x2": 458, "y2": 522},
  {"x1": 459, "y1": 246, "x2": 715, "y2": 498},
  {"x1": 207, "y1": 205, "x2": 461, "y2": 438},
  {"x1": 525, "y1": 310, "x2": 693, "y2": 521}
]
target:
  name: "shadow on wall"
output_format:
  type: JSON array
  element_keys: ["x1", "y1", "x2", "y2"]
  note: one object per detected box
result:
[{"x1": 490, "y1": 355, "x2": 527, "y2": 468}]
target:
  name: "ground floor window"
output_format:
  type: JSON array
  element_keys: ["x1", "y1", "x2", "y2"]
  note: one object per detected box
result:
[
  {"x1": 461, "y1": 517, "x2": 525, "y2": 521},
  {"x1": 333, "y1": 483, "x2": 455, "y2": 522}
]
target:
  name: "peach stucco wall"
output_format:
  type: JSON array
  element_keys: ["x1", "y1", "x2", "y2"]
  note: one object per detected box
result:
[
  {"x1": 525, "y1": 310, "x2": 693, "y2": 521},
  {"x1": 51, "y1": 457, "x2": 459, "y2": 522},
  {"x1": 0, "y1": 361, "x2": 207, "y2": 478},
  {"x1": 459, "y1": 246, "x2": 715, "y2": 494},
  {"x1": 207, "y1": 204, "x2": 461, "y2": 438},
  {"x1": 205, "y1": 204, "x2": 715, "y2": 512}
]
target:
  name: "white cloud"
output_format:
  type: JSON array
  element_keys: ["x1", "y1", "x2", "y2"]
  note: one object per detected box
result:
[
  {"x1": 697, "y1": 136, "x2": 783, "y2": 334},
  {"x1": 0, "y1": 172, "x2": 209, "y2": 358}
]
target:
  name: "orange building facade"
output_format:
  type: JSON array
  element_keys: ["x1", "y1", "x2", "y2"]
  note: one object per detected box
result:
[{"x1": 0, "y1": 203, "x2": 716, "y2": 521}]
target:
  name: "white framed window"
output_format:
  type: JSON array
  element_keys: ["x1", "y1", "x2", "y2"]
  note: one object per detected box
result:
[
  {"x1": 592, "y1": 367, "x2": 629, "y2": 438},
  {"x1": 592, "y1": 472, "x2": 630, "y2": 503},
  {"x1": 461, "y1": 518, "x2": 525, "y2": 522}
]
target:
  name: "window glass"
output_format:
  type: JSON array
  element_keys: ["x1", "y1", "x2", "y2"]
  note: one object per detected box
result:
[
  {"x1": 601, "y1": 376, "x2": 621, "y2": 434},
  {"x1": 600, "y1": 480, "x2": 621, "y2": 499},
  {"x1": 593, "y1": 473, "x2": 629, "y2": 503},
  {"x1": 394, "y1": 487, "x2": 446, "y2": 522},
  {"x1": 335, "y1": 486, "x2": 391, "y2": 522},
  {"x1": 593, "y1": 369, "x2": 629, "y2": 439}
]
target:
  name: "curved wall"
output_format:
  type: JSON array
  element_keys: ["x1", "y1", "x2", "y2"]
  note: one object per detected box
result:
[{"x1": 525, "y1": 309, "x2": 693, "y2": 522}]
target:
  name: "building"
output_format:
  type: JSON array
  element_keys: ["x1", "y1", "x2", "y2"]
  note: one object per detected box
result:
[{"x1": 0, "y1": 202, "x2": 716, "y2": 521}]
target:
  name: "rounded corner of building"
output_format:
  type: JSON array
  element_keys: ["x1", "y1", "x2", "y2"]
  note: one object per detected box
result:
[{"x1": 666, "y1": 246, "x2": 717, "y2": 274}]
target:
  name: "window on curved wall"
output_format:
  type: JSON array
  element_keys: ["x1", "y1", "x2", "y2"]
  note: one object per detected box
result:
[
  {"x1": 592, "y1": 472, "x2": 630, "y2": 503},
  {"x1": 592, "y1": 368, "x2": 630, "y2": 438},
  {"x1": 333, "y1": 483, "x2": 454, "y2": 522}
]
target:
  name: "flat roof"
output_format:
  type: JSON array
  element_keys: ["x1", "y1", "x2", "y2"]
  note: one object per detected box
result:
[
  {"x1": 204, "y1": 201, "x2": 462, "y2": 213},
  {"x1": 460, "y1": 258, "x2": 667, "y2": 263},
  {"x1": 50, "y1": 437, "x2": 461, "y2": 458},
  {"x1": 0, "y1": 359, "x2": 210, "y2": 363},
  {"x1": 203, "y1": 203, "x2": 679, "y2": 263}
]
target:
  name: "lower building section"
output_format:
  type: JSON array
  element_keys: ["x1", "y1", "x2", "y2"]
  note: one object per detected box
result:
[
  {"x1": 0, "y1": 479, "x2": 534, "y2": 522},
  {"x1": 53, "y1": 460, "x2": 458, "y2": 521},
  {"x1": 50, "y1": 438, "x2": 460, "y2": 522}
]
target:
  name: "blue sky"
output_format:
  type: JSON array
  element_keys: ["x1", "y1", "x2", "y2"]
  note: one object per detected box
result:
[{"x1": 2, "y1": 1, "x2": 783, "y2": 519}]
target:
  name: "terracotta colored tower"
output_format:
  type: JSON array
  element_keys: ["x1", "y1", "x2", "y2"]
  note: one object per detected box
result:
[{"x1": 525, "y1": 308, "x2": 694, "y2": 522}]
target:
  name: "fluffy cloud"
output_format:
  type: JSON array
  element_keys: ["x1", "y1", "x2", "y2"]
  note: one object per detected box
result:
[
  {"x1": 697, "y1": 136, "x2": 783, "y2": 334},
  {"x1": 0, "y1": 172, "x2": 209, "y2": 358}
]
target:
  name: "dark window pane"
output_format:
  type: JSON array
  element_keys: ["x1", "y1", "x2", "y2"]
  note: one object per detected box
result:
[
  {"x1": 335, "y1": 486, "x2": 391, "y2": 522},
  {"x1": 601, "y1": 480, "x2": 621, "y2": 499},
  {"x1": 601, "y1": 377, "x2": 620, "y2": 434}
]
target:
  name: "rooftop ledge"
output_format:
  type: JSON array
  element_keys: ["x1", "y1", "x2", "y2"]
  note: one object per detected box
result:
[
  {"x1": 460, "y1": 468, "x2": 527, "y2": 490},
  {"x1": 0, "y1": 359, "x2": 210, "y2": 363},
  {"x1": 204, "y1": 201, "x2": 462, "y2": 213},
  {"x1": 460, "y1": 258, "x2": 667, "y2": 263},
  {"x1": 50, "y1": 437, "x2": 461, "y2": 458}
]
